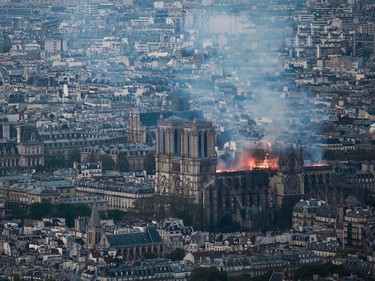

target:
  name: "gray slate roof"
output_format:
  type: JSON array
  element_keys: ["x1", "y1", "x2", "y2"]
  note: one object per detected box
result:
[{"x1": 106, "y1": 227, "x2": 163, "y2": 248}]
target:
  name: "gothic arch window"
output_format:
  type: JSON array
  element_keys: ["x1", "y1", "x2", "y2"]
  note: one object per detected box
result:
[
  {"x1": 198, "y1": 132, "x2": 202, "y2": 158},
  {"x1": 162, "y1": 129, "x2": 166, "y2": 154},
  {"x1": 288, "y1": 157, "x2": 295, "y2": 171},
  {"x1": 187, "y1": 134, "x2": 190, "y2": 157},
  {"x1": 174, "y1": 129, "x2": 178, "y2": 156},
  {"x1": 204, "y1": 131, "x2": 208, "y2": 158},
  {"x1": 30, "y1": 133, "x2": 36, "y2": 143}
]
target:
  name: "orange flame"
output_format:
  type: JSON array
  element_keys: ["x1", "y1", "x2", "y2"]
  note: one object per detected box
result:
[{"x1": 217, "y1": 150, "x2": 279, "y2": 173}]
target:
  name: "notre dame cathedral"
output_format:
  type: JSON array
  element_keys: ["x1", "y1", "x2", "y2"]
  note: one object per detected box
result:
[{"x1": 154, "y1": 114, "x2": 335, "y2": 228}]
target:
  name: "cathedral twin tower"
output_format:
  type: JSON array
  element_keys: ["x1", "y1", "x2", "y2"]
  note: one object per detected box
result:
[{"x1": 155, "y1": 115, "x2": 217, "y2": 207}]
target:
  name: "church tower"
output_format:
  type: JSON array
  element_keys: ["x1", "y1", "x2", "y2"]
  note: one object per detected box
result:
[
  {"x1": 86, "y1": 204, "x2": 102, "y2": 250},
  {"x1": 155, "y1": 115, "x2": 217, "y2": 205},
  {"x1": 270, "y1": 149, "x2": 304, "y2": 206}
]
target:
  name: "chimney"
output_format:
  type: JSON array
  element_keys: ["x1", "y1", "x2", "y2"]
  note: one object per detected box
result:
[{"x1": 2, "y1": 123, "x2": 10, "y2": 141}]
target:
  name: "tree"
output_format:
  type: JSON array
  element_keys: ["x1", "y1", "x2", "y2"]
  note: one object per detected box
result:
[
  {"x1": 144, "y1": 251, "x2": 157, "y2": 259},
  {"x1": 67, "y1": 148, "x2": 81, "y2": 167},
  {"x1": 11, "y1": 206, "x2": 27, "y2": 221},
  {"x1": 29, "y1": 200, "x2": 53, "y2": 220},
  {"x1": 230, "y1": 271, "x2": 272, "y2": 281},
  {"x1": 215, "y1": 214, "x2": 241, "y2": 233},
  {"x1": 165, "y1": 248, "x2": 185, "y2": 261},
  {"x1": 189, "y1": 267, "x2": 228, "y2": 281},
  {"x1": 108, "y1": 210, "x2": 126, "y2": 222},
  {"x1": 44, "y1": 151, "x2": 66, "y2": 170},
  {"x1": 55, "y1": 204, "x2": 91, "y2": 227},
  {"x1": 116, "y1": 152, "x2": 130, "y2": 172},
  {"x1": 88, "y1": 152, "x2": 97, "y2": 162},
  {"x1": 294, "y1": 263, "x2": 350, "y2": 280},
  {"x1": 144, "y1": 151, "x2": 155, "y2": 174},
  {"x1": 178, "y1": 209, "x2": 193, "y2": 226},
  {"x1": 100, "y1": 155, "x2": 116, "y2": 171},
  {"x1": 273, "y1": 202, "x2": 294, "y2": 230}
]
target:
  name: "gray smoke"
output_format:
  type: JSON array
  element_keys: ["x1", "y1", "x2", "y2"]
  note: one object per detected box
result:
[{"x1": 182, "y1": 3, "x2": 326, "y2": 163}]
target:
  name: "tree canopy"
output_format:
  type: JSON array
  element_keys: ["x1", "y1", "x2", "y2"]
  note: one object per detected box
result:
[
  {"x1": 189, "y1": 267, "x2": 228, "y2": 281},
  {"x1": 67, "y1": 148, "x2": 81, "y2": 167},
  {"x1": 116, "y1": 152, "x2": 130, "y2": 172},
  {"x1": 55, "y1": 204, "x2": 91, "y2": 227},
  {"x1": 294, "y1": 263, "x2": 350, "y2": 280},
  {"x1": 12, "y1": 202, "x2": 91, "y2": 227},
  {"x1": 107, "y1": 209, "x2": 126, "y2": 222},
  {"x1": 100, "y1": 154, "x2": 116, "y2": 171},
  {"x1": 29, "y1": 200, "x2": 53, "y2": 220},
  {"x1": 44, "y1": 151, "x2": 66, "y2": 170},
  {"x1": 165, "y1": 248, "x2": 185, "y2": 261},
  {"x1": 144, "y1": 151, "x2": 155, "y2": 175}
]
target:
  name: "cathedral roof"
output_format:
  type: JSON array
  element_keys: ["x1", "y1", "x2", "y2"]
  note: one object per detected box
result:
[
  {"x1": 139, "y1": 110, "x2": 204, "y2": 127},
  {"x1": 105, "y1": 226, "x2": 163, "y2": 248}
]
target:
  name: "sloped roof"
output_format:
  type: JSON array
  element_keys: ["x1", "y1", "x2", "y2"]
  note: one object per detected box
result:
[
  {"x1": 139, "y1": 110, "x2": 204, "y2": 127},
  {"x1": 89, "y1": 204, "x2": 101, "y2": 228},
  {"x1": 106, "y1": 227, "x2": 163, "y2": 248}
]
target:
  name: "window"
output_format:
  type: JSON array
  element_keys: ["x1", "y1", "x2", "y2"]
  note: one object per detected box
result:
[
  {"x1": 172, "y1": 163, "x2": 180, "y2": 172},
  {"x1": 204, "y1": 132, "x2": 208, "y2": 157},
  {"x1": 174, "y1": 129, "x2": 179, "y2": 156},
  {"x1": 198, "y1": 132, "x2": 202, "y2": 158},
  {"x1": 187, "y1": 134, "x2": 190, "y2": 157}
]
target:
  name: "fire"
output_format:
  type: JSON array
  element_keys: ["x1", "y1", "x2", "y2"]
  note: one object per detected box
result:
[
  {"x1": 217, "y1": 150, "x2": 279, "y2": 173},
  {"x1": 305, "y1": 162, "x2": 330, "y2": 167},
  {"x1": 247, "y1": 153, "x2": 278, "y2": 170},
  {"x1": 303, "y1": 160, "x2": 330, "y2": 167}
]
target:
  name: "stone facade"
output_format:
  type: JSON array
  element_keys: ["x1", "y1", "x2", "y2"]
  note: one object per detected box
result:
[
  {"x1": 155, "y1": 116, "x2": 216, "y2": 206},
  {"x1": 0, "y1": 123, "x2": 44, "y2": 174},
  {"x1": 270, "y1": 151, "x2": 305, "y2": 206}
]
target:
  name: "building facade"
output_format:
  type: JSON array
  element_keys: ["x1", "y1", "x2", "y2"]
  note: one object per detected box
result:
[
  {"x1": 270, "y1": 151, "x2": 305, "y2": 206},
  {"x1": 155, "y1": 116, "x2": 216, "y2": 206},
  {"x1": 0, "y1": 123, "x2": 44, "y2": 174}
]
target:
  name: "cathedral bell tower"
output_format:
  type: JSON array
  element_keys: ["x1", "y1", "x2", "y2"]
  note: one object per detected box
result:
[{"x1": 155, "y1": 116, "x2": 217, "y2": 205}]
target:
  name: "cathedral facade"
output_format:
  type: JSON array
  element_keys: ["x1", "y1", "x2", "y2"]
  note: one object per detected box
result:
[
  {"x1": 155, "y1": 115, "x2": 216, "y2": 206},
  {"x1": 154, "y1": 115, "x2": 336, "y2": 227}
]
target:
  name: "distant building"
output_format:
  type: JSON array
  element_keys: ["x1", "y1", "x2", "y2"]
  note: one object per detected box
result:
[
  {"x1": 128, "y1": 109, "x2": 203, "y2": 144},
  {"x1": 44, "y1": 38, "x2": 68, "y2": 53},
  {"x1": 0, "y1": 181, "x2": 60, "y2": 213},
  {"x1": 171, "y1": 90, "x2": 191, "y2": 112},
  {"x1": 343, "y1": 208, "x2": 372, "y2": 253},
  {"x1": 0, "y1": 123, "x2": 44, "y2": 174},
  {"x1": 73, "y1": 161, "x2": 102, "y2": 178},
  {"x1": 73, "y1": 178, "x2": 154, "y2": 213},
  {"x1": 80, "y1": 143, "x2": 154, "y2": 172},
  {"x1": 99, "y1": 226, "x2": 164, "y2": 259},
  {"x1": 157, "y1": 218, "x2": 193, "y2": 251},
  {"x1": 0, "y1": 32, "x2": 11, "y2": 53},
  {"x1": 292, "y1": 199, "x2": 337, "y2": 231}
]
